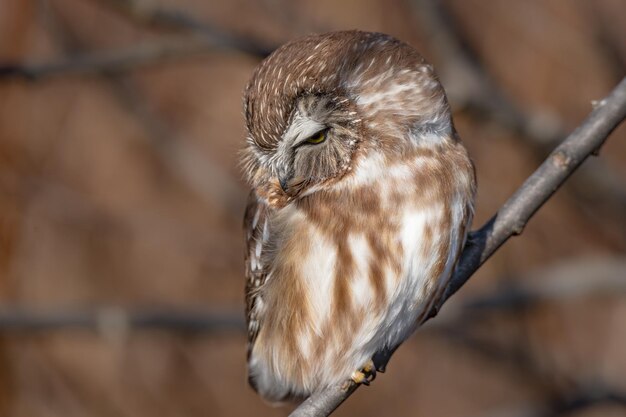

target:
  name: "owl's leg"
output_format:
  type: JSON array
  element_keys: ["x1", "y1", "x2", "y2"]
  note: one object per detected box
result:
[{"x1": 350, "y1": 359, "x2": 376, "y2": 386}]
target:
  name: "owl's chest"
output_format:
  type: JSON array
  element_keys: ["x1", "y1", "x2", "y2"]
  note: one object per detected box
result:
[{"x1": 267, "y1": 172, "x2": 446, "y2": 321}]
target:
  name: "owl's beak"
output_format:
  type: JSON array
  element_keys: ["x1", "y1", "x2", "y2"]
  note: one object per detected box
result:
[
  {"x1": 278, "y1": 176, "x2": 290, "y2": 193},
  {"x1": 278, "y1": 175, "x2": 308, "y2": 197}
]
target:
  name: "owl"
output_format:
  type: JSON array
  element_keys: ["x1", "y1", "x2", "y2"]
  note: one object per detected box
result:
[{"x1": 241, "y1": 31, "x2": 476, "y2": 402}]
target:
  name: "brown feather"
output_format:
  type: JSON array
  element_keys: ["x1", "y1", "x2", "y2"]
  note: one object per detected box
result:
[{"x1": 241, "y1": 31, "x2": 476, "y2": 402}]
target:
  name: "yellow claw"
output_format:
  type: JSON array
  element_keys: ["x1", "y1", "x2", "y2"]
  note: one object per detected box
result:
[
  {"x1": 350, "y1": 359, "x2": 376, "y2": 386},
  {"x1": 362, "y1": 359, "x2": 375, "y2": 374},
  {"x1": 351, "y1": 370, "x2": 368, "y2": 385}
]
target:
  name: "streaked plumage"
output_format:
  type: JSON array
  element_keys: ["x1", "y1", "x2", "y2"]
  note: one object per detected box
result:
[{"x1": 241, "y1": 30, "x2": 476, "y2": 402}]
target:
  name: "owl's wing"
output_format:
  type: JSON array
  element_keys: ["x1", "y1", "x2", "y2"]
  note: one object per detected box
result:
[{"x1": 243, "y1": 190, "x2": 272, "y2": 358}]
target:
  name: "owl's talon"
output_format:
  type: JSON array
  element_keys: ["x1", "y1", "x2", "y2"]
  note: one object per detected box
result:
[
  {"x1": 351, "y1": 359, "x2": 377, "y2": 386},
  {"x1": 362, "y1": 359, "x2": 375, "y2": 374},
  {"x1": 351, "y1": 370, "x2": 367, "y2": 385}
]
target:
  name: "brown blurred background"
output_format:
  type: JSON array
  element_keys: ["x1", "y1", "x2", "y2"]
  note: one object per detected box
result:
[{"x1": 1, "y1": 0, "x2": 625, "y2": 416}]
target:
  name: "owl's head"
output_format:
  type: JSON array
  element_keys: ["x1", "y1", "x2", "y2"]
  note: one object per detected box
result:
[{"x1": 241, "y1": 30, "x2": 452, "y2": 202}]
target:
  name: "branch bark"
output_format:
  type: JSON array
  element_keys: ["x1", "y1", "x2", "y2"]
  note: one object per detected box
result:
[{"x1": 289, "y1": 77, "x2": 626, "y2": 417}]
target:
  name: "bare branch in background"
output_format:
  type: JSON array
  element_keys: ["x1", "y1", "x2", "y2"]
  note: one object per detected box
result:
[
  {"x1": 429, "y1": 256, "x2": 626, "y2": 414},
  {"x1": 88, "y1": 0, "x2": 273, "y2": 57},
  {"x1": 0, "y1": 307, "x2": 244, "y2": 333},
  {"x1": 288, "y1": 78, "x2": 626, "y2": 417},
  {"x1": 30, "y1": 0, "x2": 246, "y2": 215},
  {"x1": 1, "y1": 256, "x2": 624, "y2": 333},
  {"x1": 542, "y1": 390, "x2": 626, "y2": 417},
  {"x1": 0, "y1": 37, "x2": 212, "y2": 81},
  {"x1": 410, "y1": 0, "x2": 564, "y2": 146},
  {"x1": 432, "y1": 326, "x2": 626, "y2": 417},
  {"x1": 583, "y1": 1, "x2": 626, "y2": 82},
  {"x1": 439, "y1": 256, "x2": 626, "y2": 315},
  {"x1": 479, "y1": 389, "x2": 626, "y2": 417},
  {"x1": 110, "y1": 75, "x2": 247, "y2": 214},
  {"x1": 0, "y1": 0, "x2": 276, "y2": 81},
  {"x1": 410, "y1": 0, "x2": 626, "y2": 248},
  {"x1": 473, "y1": 260, "x2": 626, "y2": 310}
]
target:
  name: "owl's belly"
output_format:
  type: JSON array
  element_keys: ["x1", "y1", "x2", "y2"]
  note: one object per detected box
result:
[{"x1": 248, "y1": 185, "x2": 467, "y2": 401}]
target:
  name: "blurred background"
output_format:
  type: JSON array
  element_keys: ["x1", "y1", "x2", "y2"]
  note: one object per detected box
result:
[{"x1": 0, "y1": 0, "x2": 625, "y2": 416}]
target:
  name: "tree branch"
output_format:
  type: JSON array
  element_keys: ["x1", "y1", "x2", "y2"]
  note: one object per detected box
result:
[{"x1": 289, "y1": 77, "x2": 626, "y2": 417}]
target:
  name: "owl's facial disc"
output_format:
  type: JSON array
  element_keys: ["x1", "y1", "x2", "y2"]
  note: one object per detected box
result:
[
  {"x1": 276, "y1": 113, "x2": 328, "y2": 193},
  {"x1": 275, "y1": 95, "x2": 357, "y2": 196}
]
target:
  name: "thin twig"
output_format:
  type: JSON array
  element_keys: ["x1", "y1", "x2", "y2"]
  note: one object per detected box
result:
[{"x1": 289, "y1": 78, "x2": 626, "y2": 417}]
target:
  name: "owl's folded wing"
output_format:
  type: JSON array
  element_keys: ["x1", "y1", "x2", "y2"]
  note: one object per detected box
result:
[{"x1": 243, "y1": 190, "x2": 273, "y2": 358}]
